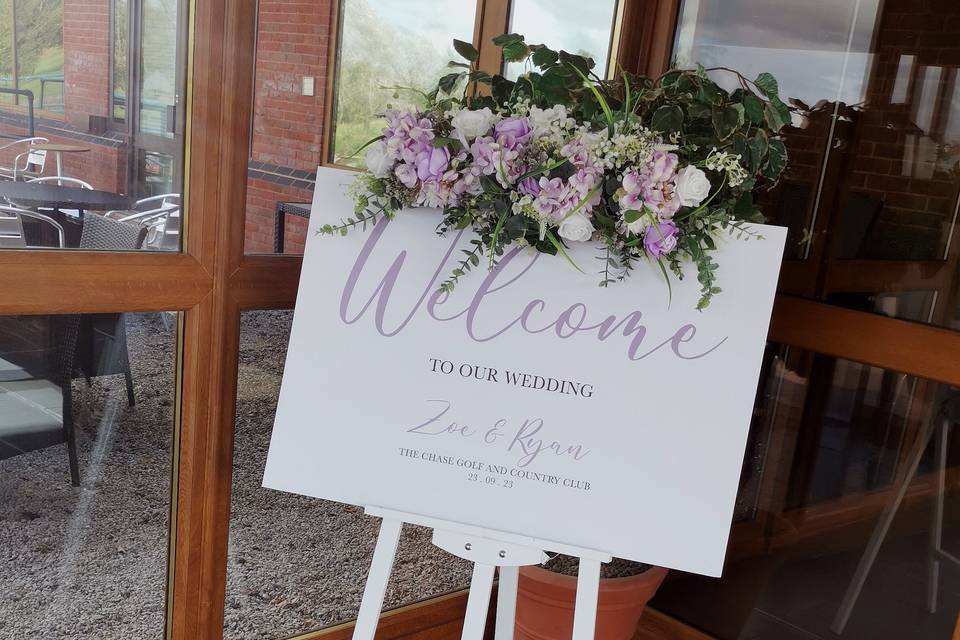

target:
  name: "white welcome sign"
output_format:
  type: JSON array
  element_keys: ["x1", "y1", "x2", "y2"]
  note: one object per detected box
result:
[{"x1": 265, "y1": 167, "x2": 786, "y2": 577}]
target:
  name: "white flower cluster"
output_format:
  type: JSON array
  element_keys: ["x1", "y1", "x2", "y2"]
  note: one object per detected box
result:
[
  {"x1": 585, "y1": 126, "x2": 662, "y2": 171},
  {"x1": 705, "y1": 148, "x2": 749, "y2": 187},
  {"x1": 527, "y1": 105, "x2": 577, "y2": 147}
]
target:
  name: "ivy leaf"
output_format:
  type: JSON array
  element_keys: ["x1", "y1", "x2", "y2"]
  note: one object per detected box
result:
[
  {"x1": 763, "y1": 139, "x2": 788, "y2": 181},
  {"x1": 531, "y1": 45, "x2": 559, "y2": 67},
  {"x1": 747, "y1": 130, "x2": 768, "y2": 173},
  {"x1": 754, "y1": 72, "x2": 779, "y2": 98},
  {"x1": 712, "y1": 104, "x2": 743, "y2": 140},
  {"x1": 468, "y1": 70, "x2": 492, "y2": 85},
  {"x1": 698, "y1": 79, "x2": 724, "y2": 105},
  {"x1": 764, "y1": 101, "x2": 788, "y2": 132},
  {"x1": 743, "y1": 94, "x2": 764, "y2": 124},
  {"x1": 491, "y1": 75, "x2": 515, "y2": 102},
  {"x1": 651, "y1": 104, "x2": 684, "y2": 134},
  {"x1": 734, "y1": 191, "x2": 755, "y2": 218},
  {"x1": 453, "y1": 39, "x2": 479, "y2": 63},
  {"x1": 494, "y1": 33, "x2": 530, "y2": 62},
  {"x1": 438, "y1": 72, "x2": 463, "y2": 94}
]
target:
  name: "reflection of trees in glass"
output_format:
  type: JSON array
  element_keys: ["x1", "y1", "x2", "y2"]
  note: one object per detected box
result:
[
  {"x1": 0, "y1": 0, "x2": 13, "y2": 104},
  {"x1": 139, "y1": 0, "x2": 178, "y2": 137},
  {"x1": 113, "y1": 0, "x2": 129, "y2": 121},
  {"x1": 14, "y1": 0, "x2": 65, "y2": 110},
  {"x1": 332, "y1": 0, "x2": 461, "y2": 166}
]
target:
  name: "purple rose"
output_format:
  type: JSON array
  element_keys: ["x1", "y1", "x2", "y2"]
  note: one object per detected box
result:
[
  {"x1": 495, "y1": 117, "x2": 533, "y2": 148},
  {"x1": 415, "y1": 146, "x2": 450, "y2": 182},
  {"x1": 643, "y1": 220, "x2": 679, "y2": 257},
  {"x1": 518, "y1": 176, "x2": 541, "y2": 196}
]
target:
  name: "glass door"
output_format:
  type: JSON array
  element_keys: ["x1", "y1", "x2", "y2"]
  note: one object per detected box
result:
[{"x1": 129, "y1": 0, "x2": 188, "y2": 199}]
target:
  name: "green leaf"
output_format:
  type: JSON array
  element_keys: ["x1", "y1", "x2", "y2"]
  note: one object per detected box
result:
[
  {"x1": 764, "y1": 102, "x2": 788, "y2": 132},
  {"x1": 762, "y1": 139, "x2": 788, "y2": 181},
  {"x1": 743, "y1": 94, "x2": 764, "y2": 124},
  {"x1": 544, "y1": 229, "x2": 584, "y2": 273},
  {"x1": 491, "y1": 75, "x2": 515, "y2": 102},
  {"x1": 747, "y1": 130, "x2": 768, "y2": 173},
  {"x1": 531, "y1": 45, "x2": 559, "y2": 67},
  {"x1": 438, "y1": 72, "x2": 463, "y2": 94},
  {"x1": 651, "y1": 104, "x2": 684, "y2": 134},
  {"x1": 492, "y1": 32, "x2": 524, "y2": 46},
  {"x1": 712, "y1": 104, "x2": 743, "y2": 140},
  {"x1": 623, "y1": 210, "x2": 643, "y2": 224},
  {"x1": 468, "y1": 70, "x2": 492, "y2": 85},
  {"x1": 698, "y1": 79, "x2": 724, "y2": 105},
  {"x1": 734, "y1": 191, "x2": 754, "y2": 218},
  {"x1": 754, "y1": 72, "x2": 779, "y2": 98},
  {"x1": 493, "y1": 33, "x2": 530, "y2": 63},
  {"x1": 453, "y1": 39, "x2": 479, "y2": 63}
]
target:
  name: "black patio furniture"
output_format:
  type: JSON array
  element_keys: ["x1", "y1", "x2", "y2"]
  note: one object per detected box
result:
[{"x1": 274, "y1": 201, "x2": 311, "y2": 253}]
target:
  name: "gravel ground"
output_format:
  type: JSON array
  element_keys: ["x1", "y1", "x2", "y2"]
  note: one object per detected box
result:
[
  {"x1": 223, "y1": 310, "x2": 472, "y2": 639},
  {"x1": 0, "y1": 311, "x2": 471, "y2": 640}
]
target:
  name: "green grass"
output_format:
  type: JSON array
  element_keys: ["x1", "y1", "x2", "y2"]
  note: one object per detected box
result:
[{"x1": 332, "y1": 118, "x2": 383, "y2": 169}]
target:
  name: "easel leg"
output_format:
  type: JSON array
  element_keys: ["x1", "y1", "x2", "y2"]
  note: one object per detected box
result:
[
  {"x1": 831, "y1": 418, "x2": 936, "y2": 634},
  {"x1": 927, "y1": 418, "x2": 948, "y2": 613},
  {"x1": 352, "y1": 518, "x2": 403, "y2": 640},
  {"x1": 461, "y1": 563, "x2": 496, "y2": 640},
  {"x1": 571, "y1": 558, "x2": 601, "y2": 640},
  {"x1": 495, "y1": 566, "x2": 519, "y2": 639}
]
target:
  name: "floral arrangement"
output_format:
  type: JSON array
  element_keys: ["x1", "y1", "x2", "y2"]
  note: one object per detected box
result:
[{"x1": 323, "y1": 34, "x2": 791, "y2": 308}]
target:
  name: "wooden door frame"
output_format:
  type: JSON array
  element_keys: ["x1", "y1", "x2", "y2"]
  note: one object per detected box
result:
[{"x1": 1, "y1": 2, "x2": 959, "y2": 640}]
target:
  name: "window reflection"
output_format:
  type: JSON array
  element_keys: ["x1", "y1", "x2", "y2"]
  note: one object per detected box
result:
[
  {"x1": 329, "y1": 0, "x2": 476, "y2": 167},
  {"x1": 652, "y1": 343, "x2": 960, "y2": 639},
  {"x1": 0, "y1": 312, "x2": 176, "y2": 638},
  {"x1": 0, "y1": 0, "x2": 186, "y2": 251},
  {"x1": 675, "y1": 0, "x2": 960, "y2": 332},
  {"x1": 224, "y1": 311, "x2": 472, "y2": 639},
  {"x1": 505, "y1": 0, "x2": 619, "y2": 79}
]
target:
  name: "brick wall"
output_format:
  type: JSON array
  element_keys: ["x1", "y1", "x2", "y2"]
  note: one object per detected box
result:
[
  {"x1": 245, "y1": 0, "x2": 333, "y2": 253},
  {"x1": 840, "y1": 0, "x2": 960, "y2": 259},
  {"x1": 62, "y1": 0, "x2": 111, "y2": 130}
]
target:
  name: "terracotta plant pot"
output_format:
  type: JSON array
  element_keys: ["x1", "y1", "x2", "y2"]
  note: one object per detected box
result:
[{"x1": 514, "y1": 565, "x2": 668, "y2": 640}]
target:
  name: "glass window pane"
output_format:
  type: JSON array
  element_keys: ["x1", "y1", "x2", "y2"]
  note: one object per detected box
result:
[
  {"x1": 225, "y1": 311, "x2": 471, "y2": 639},
  {"x1": 0, "y1": 0, "x2": 186, "y2": 252},
  {"x1": 329, "y1": 0, "x2": 476, "y2": 167},
  {"x1": 0, "y1": 311, "x2": 177, "y2": 638},
  {"x1": 652, "y1": 342, "x2": 960, "y2": 639},
  {"x1": 14, "y1": 0, "x2": 65, "y2": 113},
  {"x1": 244, "y1": 0, "x2": 478, "y2": 255},
  {"x1": 505, "y1": 0, "x2": 619, "y2": 79},
  {"x1": 674, "y1": 0, "x2": 960, "y2": 333}
]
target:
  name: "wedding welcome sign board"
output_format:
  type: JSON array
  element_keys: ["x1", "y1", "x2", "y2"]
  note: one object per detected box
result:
[{"x1": 264, "y1": 167, "x2": 786, "y2": 577}]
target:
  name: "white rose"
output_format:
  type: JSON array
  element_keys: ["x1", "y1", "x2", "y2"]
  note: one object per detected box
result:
[
  {"x1": 675, "y1": 165, "x2": 711, "y2": 208},
  {"x1": 557, "y1": 213, "x2": 595, "y2": 242},
  {"x1": 528, "y1": 105, "x2": 567, "y2": 137},
  {"x1": 365, "y1": 141, "x2": 393, "y2": 178},
  {"x1": 450, "y1": 107, "x2": 497, "y2": 145}
]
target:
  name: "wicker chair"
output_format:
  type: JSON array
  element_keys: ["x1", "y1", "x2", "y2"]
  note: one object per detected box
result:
[{"x1": 0, "y1": 214, "x2": 146, "y2": 486}]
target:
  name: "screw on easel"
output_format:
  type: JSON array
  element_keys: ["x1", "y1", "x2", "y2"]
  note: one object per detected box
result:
[
  {"x1": 464, "y1": 542, "x2": 472, "y2": 551},
  {"x1": 499, "y1": 550, "x2": 507, "y2": 558}
]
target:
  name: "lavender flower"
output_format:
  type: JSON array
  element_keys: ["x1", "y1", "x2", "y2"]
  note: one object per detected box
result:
[{"x1": 643, "y1": 220, "x2": 679, "y2": 257}]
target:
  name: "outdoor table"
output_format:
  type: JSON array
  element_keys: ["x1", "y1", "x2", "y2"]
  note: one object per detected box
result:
[
  {"x1": 0, "y1": 181, "x2": 134, "y2": 247},
  {"x1": 274, "y1": 201, "x2": 311, "y2": 253},
  {"x1": 28, "y1": 142, "x2": 91, "y2": 178},
  {"x1": 0, "y1": 181, "x2": 132, "y2": 212}
]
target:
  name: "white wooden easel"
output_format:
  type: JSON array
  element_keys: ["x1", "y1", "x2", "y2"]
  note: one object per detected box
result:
[{"x1": 352, "y1": 506, "x2": 612, "y2": 640}]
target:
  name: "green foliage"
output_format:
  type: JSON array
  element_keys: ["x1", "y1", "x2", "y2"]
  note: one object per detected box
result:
[{"x1": 330, "y1": 32, "x2": 795, "y2": 310}]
